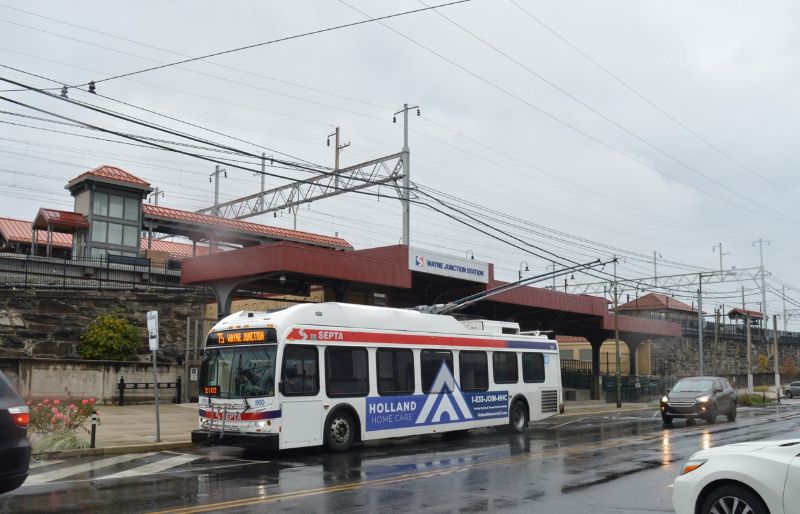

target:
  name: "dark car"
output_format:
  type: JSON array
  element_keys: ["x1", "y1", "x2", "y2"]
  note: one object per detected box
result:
[
  {"x1": 659, "y1": 376, "x2": 737, "y2": 425},
  {"x1": 0, "y1": 371, "x2": 30, "y2": 494}
]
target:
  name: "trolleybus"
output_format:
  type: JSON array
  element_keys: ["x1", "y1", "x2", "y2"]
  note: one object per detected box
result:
[{"x1": 193, "y1": 302, "x2": 563, "y2": 452}]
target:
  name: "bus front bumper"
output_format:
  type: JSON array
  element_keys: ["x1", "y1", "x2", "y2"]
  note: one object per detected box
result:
[{"x1": 191, "y1": 429, "x2": 278, "y2": 450}]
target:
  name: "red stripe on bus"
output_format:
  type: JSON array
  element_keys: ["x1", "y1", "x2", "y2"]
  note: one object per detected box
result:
[{"x1": 285, "y1": 328, "x2": 511, "y2": 348}]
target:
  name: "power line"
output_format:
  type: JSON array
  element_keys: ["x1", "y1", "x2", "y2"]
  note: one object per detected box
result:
[
  {"x1": 339, "y1": 0, "x2": 795, "y2": 224},
  {"x1": 30, "y1": 1, "x2": 472, "y2": 89}
]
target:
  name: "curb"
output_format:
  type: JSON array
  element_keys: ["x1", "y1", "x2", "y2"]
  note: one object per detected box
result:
[
  {"x1": 560, "y1": 404, "x2": 655, "y2": 416},
  {"x1": 33, "y1": 441, "x2": 195, "y2": 460}
]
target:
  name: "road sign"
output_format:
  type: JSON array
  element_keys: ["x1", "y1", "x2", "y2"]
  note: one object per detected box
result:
[
  {"x1": 146, "y1": 311, "x2": 159, "y2": 351},
  {"x1": 190, "y1": 367, "x2": 198, "y2": 381}
]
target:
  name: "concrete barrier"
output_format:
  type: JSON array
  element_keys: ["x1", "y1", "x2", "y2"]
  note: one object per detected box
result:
[{"x1": 0, "y1": 357, "x2": 181, "y2": 404}]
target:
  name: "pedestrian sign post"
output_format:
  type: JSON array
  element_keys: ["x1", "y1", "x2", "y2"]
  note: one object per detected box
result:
[{"x1": 146, "y1": 310, "x2": 161, "y2": 442}]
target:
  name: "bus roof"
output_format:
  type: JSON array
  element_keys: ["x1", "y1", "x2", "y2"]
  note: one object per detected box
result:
[{"x1": 212, "y1": 302, "x2": 551, "y2": 340}]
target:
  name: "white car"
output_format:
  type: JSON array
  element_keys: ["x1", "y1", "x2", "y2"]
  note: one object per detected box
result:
[{"x1": 673, "y1": 440, "x2": 800, "y2": 514}]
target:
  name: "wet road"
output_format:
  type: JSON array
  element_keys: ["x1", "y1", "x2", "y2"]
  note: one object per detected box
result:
[{"x1": 4, "y1": 401, "x2": 800, "y2": 513}]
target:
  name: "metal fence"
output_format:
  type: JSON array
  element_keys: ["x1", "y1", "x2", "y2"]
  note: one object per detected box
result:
[
  {"x1": 0, "y1": 252, "x2": 206, "y2": 293},
  {"x1": 602, "y1": 375, "x2": 677, "y2": 403}
]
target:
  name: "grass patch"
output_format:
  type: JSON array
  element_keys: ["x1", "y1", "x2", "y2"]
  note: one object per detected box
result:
[
  {"x1": 739, "y1": 393, "x2": 775, "y2": 407},
  {"x1": 33, "y1": 431, "x2": 89, "y2": 454},
  {"x1": 753, "y1": 385, "x2": 770, "y2": 393}
]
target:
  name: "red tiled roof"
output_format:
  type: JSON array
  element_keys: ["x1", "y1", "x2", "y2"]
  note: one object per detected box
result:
[
  {"x1": 33, "y1": 209, "x2": 89, "y2": 231},
  {"x1": 616, "y1": 292, "x2": 695, "y2": 313},
  {"x1": 0, "y1": 218, "x2": 72, "y2": 248},
  {"x1": 68, "y1": 165, "x2": 151, "y2": 189},
  {"x1": 728, "y1": 307, "x2": 763, "y2": 320},
  {"x1": 142, "y1": 204, "x2": 352, "y2": 250},
  {"x1": 143, "y1": 240, "x2": 221, "y2": 260},
  {"x1": 556, "y1": 335, "x2": 589, "y2": 343}
]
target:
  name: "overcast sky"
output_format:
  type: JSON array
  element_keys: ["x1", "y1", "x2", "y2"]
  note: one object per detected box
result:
[{"x1": 1, "y1": 1, "x2": 799, "y2": 326}]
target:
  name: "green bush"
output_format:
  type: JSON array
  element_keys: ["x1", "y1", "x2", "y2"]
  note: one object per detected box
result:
[
  {"x1": 80, "y1": 312, "x2": 141, "y2": 361},
  {"x1": 35, "y1": 431, "x2": 89, "y2": 453}
]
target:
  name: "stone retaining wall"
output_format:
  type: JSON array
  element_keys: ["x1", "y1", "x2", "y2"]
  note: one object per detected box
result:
[{"x1": 0, "y1": 290, "x2": 209, "y2": 360}]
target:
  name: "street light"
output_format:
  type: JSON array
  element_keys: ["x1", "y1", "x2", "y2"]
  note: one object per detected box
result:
[
  {"x1": 519, "y1": 261, "x2": 529, "y2": 281},
  {"x1": 465, "y1": 250, "x2": 474, "y2": 260}
]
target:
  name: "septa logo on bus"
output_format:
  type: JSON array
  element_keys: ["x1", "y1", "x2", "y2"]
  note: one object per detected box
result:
[{"x1": 365, "y1": 362, "x2": 509, "y2": 432}]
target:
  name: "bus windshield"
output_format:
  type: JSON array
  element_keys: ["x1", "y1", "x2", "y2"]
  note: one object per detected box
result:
[{"x1": 199, "y1": 345, "x2": 277, "y2": 399}]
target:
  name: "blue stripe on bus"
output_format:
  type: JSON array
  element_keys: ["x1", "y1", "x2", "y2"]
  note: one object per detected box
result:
[{"x1": 505, "y1": 340, "x2": 558, "y2": 350}]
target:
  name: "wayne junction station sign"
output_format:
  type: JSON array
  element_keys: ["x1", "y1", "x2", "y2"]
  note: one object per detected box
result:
[{"x1": 409, "y1": 247, "x2": 489, "y2": 284}]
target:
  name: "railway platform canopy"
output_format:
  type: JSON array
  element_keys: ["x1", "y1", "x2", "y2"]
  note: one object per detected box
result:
[{"x1": 181, "y1": 242, "x2": 680, "y2": 395}]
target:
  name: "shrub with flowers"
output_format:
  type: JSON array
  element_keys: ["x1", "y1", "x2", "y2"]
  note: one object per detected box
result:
[{"x1": 28, "y1": 398, "x2": 98, "y2": 452}]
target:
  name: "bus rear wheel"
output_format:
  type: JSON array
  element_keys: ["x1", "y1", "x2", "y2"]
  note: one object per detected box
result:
[
  {"x1": 509, "y1": 400, "x2": 529, "y2": 433},
  {"x1": 325, "y1": 411, "x2": 356, "y2": 452}
]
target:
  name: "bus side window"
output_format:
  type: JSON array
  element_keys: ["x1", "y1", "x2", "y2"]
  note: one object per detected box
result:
[
  {"x1": 521, "y1": 353, "x2": 545, "y2": 383},
  {"x1": 492, "y1": 351, "x2": 518, "y2": 384},
  {"x1": 377, "y1": 348, "x2": 414, "y2": 396},
  {"x1": 420, "y1": 349, "x2": 454, "y2": 394},
  {"x1": 459, "y1": 351, "x2": 488, "y2": 392},
  {"x1": 282, "y1": 345, "x2": 319, "y2": 396},
  {"x1": 326, "y1": 346, "x2": 369, "y2": 397}
]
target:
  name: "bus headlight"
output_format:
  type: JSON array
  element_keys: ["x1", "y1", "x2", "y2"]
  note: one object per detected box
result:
[{"x1": 256, "y1": 421, "x2": 267, "y2": 428}]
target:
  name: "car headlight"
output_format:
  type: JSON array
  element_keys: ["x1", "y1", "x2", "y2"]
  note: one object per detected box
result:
[
  {"x1": 680, "y1": 459, "x2": 707, "y2": 475},
  {"x1": 696, "y1": 396, "x2": 710, "y2": 403},
  {"x1": 661, "y1": 396, "x2": 669, "y2": 403}
]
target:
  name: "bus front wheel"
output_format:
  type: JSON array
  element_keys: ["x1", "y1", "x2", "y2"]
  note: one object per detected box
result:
[
  {"x1": 509, "y1": 400, "x2": 529, "y2": 433},
  {"x1": 325, "y1": 410, "x2": 356, "y2": 452}
]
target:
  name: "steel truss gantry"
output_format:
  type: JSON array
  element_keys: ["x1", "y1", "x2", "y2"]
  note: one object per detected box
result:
[
  {"x1": 569, "y1": 266, "x2": 767, "y2": 298},
  {"x1": 198, "y1": 153, "x2": 405, "y2": 220}
]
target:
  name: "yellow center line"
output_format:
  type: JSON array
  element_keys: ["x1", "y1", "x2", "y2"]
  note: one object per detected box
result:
[{"x1": 150, "y1": 410, "x2": 800, "y2": 514}]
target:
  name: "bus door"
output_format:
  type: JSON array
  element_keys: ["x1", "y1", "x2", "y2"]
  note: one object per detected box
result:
[{"x1": 279, "y1": 345, "x2": 323, "y2": 448}]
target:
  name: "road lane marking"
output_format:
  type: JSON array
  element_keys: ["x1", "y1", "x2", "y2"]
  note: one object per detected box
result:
[
  {"x1": 149, "y1": 410, "x2": 800, "y2": 514},
  {"x1": 99, "y1": 454, "x2": 202, "y2": 480},
  {"x1": 25, "y1": 453, "x2": 155, "y2": 485},
  {"x1": 550, "y1": 417, "x2": 586, "y2": 429}
]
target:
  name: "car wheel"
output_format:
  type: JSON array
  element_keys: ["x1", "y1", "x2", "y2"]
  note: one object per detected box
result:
[
  {"x1": 705, "y1": 403, "x2": 718, "y2": 424},
  {"x1": 787, "y1": 390, "x2": 794, "y2": 399},
  {"x1": 509, "y1": 400, "x2": 529, "y2": 434},
  {"x1": 324, "y1": 410, "x2": 356, "y2": 452},
  {"x1": 661, "y1": 413, "x2": 673, "y2": 425},
  {"x1": 701, "y1": 484, "x2": 768, "y2": 514},
  {"x1": 726, "y1": 402, "x2": 737, "y2": 422}
]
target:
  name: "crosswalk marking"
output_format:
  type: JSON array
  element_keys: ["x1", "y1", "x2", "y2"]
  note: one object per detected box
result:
[
  {"x1": 99, "y1": 454, "x2": 202, "y2": 480},
  {"x1": 25, "y1": 453, "x2": 155, "y2": 486}
]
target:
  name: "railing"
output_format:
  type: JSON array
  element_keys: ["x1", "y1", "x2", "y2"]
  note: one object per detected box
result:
[
  {"x1": 680, "y1": 319, "x2": 800, "y2": 345},
  {"x1": 0, "y1": 252, "x2": 208, "y2": 293},
  {"x1": 561, "y1": 359, "x2": 592, "y2": 374},
  {"x1": 117, "y1": 376, "x2": 182, "y2": 406},
  {"x1": 602, "y1": 375, "x2": 677, "y2": 403}
]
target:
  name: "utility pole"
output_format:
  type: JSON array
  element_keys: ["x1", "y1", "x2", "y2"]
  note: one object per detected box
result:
[
  {"x1": 713, "y1": 308, "x2": 720, "y2": 375},
  {"x1": 327, "y1": 127, "x2": 351, "y2": 189},
  {"x1": 773, "y1": 314, "x2": 780, "y2": 398},
  {"x1": 546, "y1": 262, "x2": 557, "y2": 290},
  {"x1": 613, "y1": 256, "x2": 621, "y2": 409},
  {"x1": 698, "y1": 273, "x2": 704, "y2": 376},
  {"x1": 753, "y1": 238, "x2": 770, "y2": 341},
  {"x1": 394, "y1": 103, "x2": 420, "y2": 246},
  {"x1": 783, "y1": 285, "x2": 788, "y2": 332},
  {"x1": 741, "y1": 285, "x2": 745, "y2": 309},
  {"x1": 653, "y1": 251, "x2": 661, "y2": 281},
  {"x1": 150, "y1": 187, "x2": 165, "y2": 206},
  {"x1": 746, "y1": 313, "x2": 753, "y2": 392},
  {"x1": 260, "y1": 153, "x2": 266, "y2": 210},
  {"x1": 712, "y1": 243, "x2": 730, "y2": 272},
  {"x1": 209, "y1": 165, "x2": 227, "y2": 216}
]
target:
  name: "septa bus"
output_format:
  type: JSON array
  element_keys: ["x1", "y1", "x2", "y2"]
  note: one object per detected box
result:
[{"x1": 193, "y1": 302, "x2": 563, "y2": 452}]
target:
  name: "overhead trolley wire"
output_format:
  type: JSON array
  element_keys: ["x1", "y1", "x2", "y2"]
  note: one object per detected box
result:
[{"x1": 339, "y1": 0, "x2": 796, "y2": 225}]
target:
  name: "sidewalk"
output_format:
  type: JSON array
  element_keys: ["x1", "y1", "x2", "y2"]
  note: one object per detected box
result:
[
  {"x1": 562, "y1": 399, "x2": 654, "y2": 415},
  {"x1": 33, "y1": 403, "x2": 198, "y2": 460}
]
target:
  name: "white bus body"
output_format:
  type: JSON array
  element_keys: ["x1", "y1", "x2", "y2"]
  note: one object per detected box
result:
[{"x1": 193, "y1": 302, "x2": 562, "y2": 451}]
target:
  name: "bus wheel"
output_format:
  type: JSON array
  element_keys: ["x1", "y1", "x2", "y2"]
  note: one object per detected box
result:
[
  {"x1": 509, "y1": 400, "x2": 529, "y2": 433},
  {"x1": 325, "y1": 411, "x2": 355, "y2": 452}
]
